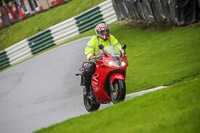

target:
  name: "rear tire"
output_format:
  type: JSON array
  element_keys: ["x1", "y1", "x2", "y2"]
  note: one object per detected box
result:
[
  {"x1": 83, "y1": 86, "x2": 100, "y2": 112},
  {"x1": 111, "y1": 79, "x2": 126, "y2": 104}
]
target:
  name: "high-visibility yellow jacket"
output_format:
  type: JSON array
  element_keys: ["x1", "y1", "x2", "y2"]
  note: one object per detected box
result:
[{"x1": 85, "y1": 35, "x2": 122, "y2": 60}]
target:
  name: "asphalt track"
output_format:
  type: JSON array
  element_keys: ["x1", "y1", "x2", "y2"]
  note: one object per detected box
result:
[{"x1": 0, "y1": 37, "x2": 112, "y2": 133}]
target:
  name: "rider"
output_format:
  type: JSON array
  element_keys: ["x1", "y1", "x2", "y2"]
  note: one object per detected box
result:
[
  {"x1": 85, "y1": 23, "x2": 123, "y2": 61},
  {"x1": 83, "y1": 23, "x2": 123, "y2": 92}
]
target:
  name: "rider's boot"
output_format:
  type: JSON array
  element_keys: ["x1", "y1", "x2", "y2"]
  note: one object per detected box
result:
[
  {"x1": 83, "y1": 87, "x2": 88, "y2": 95},
  {"x1": 83, "y1": 84, "x2": 90, "y2": 96}
]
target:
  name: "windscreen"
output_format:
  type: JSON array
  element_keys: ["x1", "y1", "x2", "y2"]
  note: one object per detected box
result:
[{"x1": 104, "y1": 46, "x2": 122, "y2": 61}]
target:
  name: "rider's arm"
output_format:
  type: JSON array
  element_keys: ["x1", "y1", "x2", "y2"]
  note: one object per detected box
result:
[
  {"x1": 110, "y1": 35, "x2": 123, "y2": 53},
  {"x1": 85, "y1": 36, "x2": 97, "y2": 60}
]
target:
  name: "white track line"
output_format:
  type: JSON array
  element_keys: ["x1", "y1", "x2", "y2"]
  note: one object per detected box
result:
[{"x1": 125, "y1": 86, "x2": 167, "y2": 101}]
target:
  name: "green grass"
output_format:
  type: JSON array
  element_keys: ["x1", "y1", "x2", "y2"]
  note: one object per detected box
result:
[
  {"x1": 120, "y1": 23, "x2": 200, "y2": 93},
  {"x1": 0, "y1": 0, "x2": 106, "y2": 51},
  {"x1": 34, "y1": 74, "x2": 200, "y2": 133}
]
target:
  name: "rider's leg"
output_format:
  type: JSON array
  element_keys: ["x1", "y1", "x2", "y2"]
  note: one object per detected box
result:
[{"x1": 83, "y1": 62, "x2": 96, "y2": 95}]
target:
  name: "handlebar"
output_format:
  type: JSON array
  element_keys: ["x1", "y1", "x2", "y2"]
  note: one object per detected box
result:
[{"x1": 90, "y1": 56, "x2": 102, "y2": 62}]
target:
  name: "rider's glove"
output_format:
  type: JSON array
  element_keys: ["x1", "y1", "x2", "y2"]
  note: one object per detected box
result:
[{"x1": 89, "y1": 55, "x2": 96, "y2": 61}]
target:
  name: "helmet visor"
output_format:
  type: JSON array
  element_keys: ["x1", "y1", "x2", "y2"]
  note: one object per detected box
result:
[{"x1": 100, "y1": 29, "x2": 110, "y2": 36}]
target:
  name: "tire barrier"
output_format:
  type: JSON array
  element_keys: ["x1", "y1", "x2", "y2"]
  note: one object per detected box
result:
[
  {"x1": 5, "y1": 39, "x2": 32, "y2": 66},
  {"x1": 74, "y1": 0, "x2": 117, "y2": 34},
  {"x1": 75, "y1": 7, "x2": 104, "y2": 34},
  {"x1": 28, "y1": 29, "x2": 55, "y2": 55},
  {"x1": 112, "y1": 0, "x2": 200, "y2": 26},
  {"x1": 0, "y1": 0, "x2": 118, "y2": 71},
  {"x1": 0, "y1": 51, "x2": 10, "y2": 70},
  {"x1": 99, "y1": 0, "x2": 118, "y2": 25},
  {"x1": 49, "y1": 17, "x2": 79, "y2": 45}
]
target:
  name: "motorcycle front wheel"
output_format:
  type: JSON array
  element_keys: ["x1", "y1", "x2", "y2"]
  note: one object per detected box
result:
[
  {"x1": 111, "y1": 79, "x2": 126, "y2": 104},
  {"x1": 83, "y1": 86, "x2": 100, "y2": 112}
]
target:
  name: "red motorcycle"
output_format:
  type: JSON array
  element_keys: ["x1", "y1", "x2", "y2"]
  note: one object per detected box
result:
[{"x1": 76, "y1": 44, "x2": 128, "y2": 112}]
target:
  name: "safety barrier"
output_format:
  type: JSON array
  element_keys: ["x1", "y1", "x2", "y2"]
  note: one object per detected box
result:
[
  {"x1": 99, "y1": 0, "x2": 117, "y2": 25},
  {"x1": 49, "y1": 17, "x2": 79, "y2": 45},
  {"x1": 0, "y1": 51, "x2": 10, "y2": 70},
  {"x1": 112, "y1": 0, "x2": 200, "y2": 25},
  {"x1": 5, "y1": 39, "x2": 32, "y2": 65},
  {"x1": 0, "y1": 0, "x2": 117, "y2": 71},
  {"x1": 75, "y1": 7, "x2": 104, "y2": 34},
  {"x1": 74, "y1": 0, "x2": 117, "y2": 33},
  {"x1": 28, "y1": 29, "x2": 55, "y2": 54}
]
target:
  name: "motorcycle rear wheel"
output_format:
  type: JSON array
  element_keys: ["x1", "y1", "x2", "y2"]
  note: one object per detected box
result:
[
  {"x1": 111, "y1": 79, "x2": 126, "y2": 104},
  {"x1": 83, "y1": 86, "x2": 100, "y2": 112}
]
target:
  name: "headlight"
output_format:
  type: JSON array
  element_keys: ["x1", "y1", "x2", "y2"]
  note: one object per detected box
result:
[
  {"x1": 108, "y1": 61, "x2": 114, "y2": 66},
  {"x1": 105, "y1": 60, "x2": 127, "y2": 67},
  {"x1": 121, "y1": 61, "x2": 126, "y2": 67}
]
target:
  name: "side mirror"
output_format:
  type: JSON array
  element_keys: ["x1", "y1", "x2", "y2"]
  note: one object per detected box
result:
[
  {"x1": 99, "y1": 44, "x2": 107, "y2": 56},
  {"x1": 122, "y1": 43, "x2": 127, "y2": 50},
  {"x1": 99, "y1": 44, "x2": 104, "y2": 50}
]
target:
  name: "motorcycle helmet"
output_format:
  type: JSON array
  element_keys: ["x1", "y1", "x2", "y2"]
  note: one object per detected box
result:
[{"x1": 95, "y1": 23, "x2": 110, "y2": 40}]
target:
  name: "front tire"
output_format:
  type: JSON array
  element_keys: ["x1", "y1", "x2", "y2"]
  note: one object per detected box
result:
[
  {"x1": 83, "y1": 86, "x2": 100, "y2": 112},
  {"x1": 111, "y1": 79, "x2": 126, "y2": 104}
]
